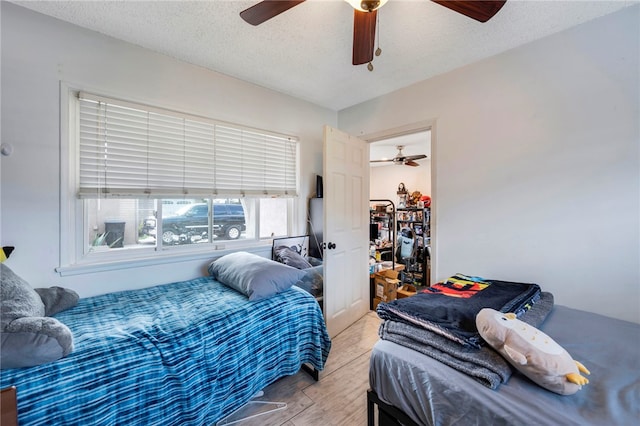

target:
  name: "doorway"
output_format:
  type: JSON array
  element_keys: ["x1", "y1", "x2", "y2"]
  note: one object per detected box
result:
[
  {"x1": 368, "y1": 129, "x2": 432, "y2": 289},
  {"x1": 369, "y1": 131, "x2": 431, "y2": 203}
]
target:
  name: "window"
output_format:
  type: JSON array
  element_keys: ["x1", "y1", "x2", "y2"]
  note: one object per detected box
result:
[{"x1": 63, "y1": 90, "x2": 298, "y2": 268}]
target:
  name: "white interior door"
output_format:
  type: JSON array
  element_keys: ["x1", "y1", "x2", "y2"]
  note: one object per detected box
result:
[{"x1": 323, "y1": 125, "x2": 370, "y2": 338}]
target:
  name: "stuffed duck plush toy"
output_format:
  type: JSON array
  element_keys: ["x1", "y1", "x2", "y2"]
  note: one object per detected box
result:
[
  {"x1": 476, "y1": 308, "x2": 590, "y2": 395},
  {"x1": 1, "y1": 246, "x2": 79, "y2": 369}
]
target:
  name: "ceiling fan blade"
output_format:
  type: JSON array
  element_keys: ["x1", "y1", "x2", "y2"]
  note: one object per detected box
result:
[
  {"x1": 404, "y1": 160, "x2": 420, "y2": 167},
  {"x1": 431, "y1": 0, "x2": 506, "y2": 23},
  {"x1": 352, "y1": 10, "x2": 377, "y2": 65},
  {"x1": 404, "y1": 154, "x2": 428, "y2": 161},
  {"x1": 240, "y1": 0, "x2": 306, "y2": 26},
  {"x1": 370, "y1": 159, "x2": 394, "y2": 163}
]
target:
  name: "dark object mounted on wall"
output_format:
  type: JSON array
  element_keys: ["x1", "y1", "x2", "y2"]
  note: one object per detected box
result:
[{"x1": 316, "y1": 175, "x2": 323, "y2": 198}]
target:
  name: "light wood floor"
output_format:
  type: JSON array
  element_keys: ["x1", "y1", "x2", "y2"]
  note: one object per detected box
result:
[{"x1": 222, "y1": 311, "x2": 382, "y2": 426}]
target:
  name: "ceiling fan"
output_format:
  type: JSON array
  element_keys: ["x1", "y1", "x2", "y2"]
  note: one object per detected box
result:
[
  {"x1": 240, "y1": 1, "x2": 507, "y2": 67},
  {"x1": 370, "y1": 145, "x2": 427, "y2": 167}
]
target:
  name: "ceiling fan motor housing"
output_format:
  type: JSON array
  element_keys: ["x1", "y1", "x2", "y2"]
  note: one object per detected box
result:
[{"x1": 361, "y1": 1, "x2": 382, "y2": 12}]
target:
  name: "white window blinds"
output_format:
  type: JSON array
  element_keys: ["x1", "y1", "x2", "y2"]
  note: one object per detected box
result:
[{"x1": 78, "y1": 92, "x2": 298, "y2": 198}]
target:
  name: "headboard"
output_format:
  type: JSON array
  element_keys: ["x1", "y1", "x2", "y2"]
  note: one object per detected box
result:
[{"x1": 272, "y1": 235, "x2": 310, "y2": 260}]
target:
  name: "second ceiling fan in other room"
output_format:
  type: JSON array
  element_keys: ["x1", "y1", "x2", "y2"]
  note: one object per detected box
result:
[
  {"x1": 370, "y1": 145, "x2": 427, "y2": 167},
  {"x1": 239, "y1": 1, "x2": 507, "y2": 67}
]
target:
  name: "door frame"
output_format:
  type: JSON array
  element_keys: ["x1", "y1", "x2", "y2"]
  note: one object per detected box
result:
[{"x1": 360, "y1": 119, "x2": 437, "y2": 284}]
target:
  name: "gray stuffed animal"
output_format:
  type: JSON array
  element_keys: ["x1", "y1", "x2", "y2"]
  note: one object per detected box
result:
[{"x1": 1, "y1": 256, "x2": 79, "y2": 369}]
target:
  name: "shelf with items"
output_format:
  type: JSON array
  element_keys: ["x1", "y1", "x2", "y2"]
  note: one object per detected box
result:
[
  {"x1": 395, "y1": 206, "x2": 430, "y2": 286},
  {"x1": 396, "y1": 207, "x2": 430, "y2": 246},
  {"x1": 369, "y1": 199, "x2": 396, "y2": 273}
]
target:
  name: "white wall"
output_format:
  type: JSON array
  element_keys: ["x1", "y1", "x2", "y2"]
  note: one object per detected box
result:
[
  {"x1": 341, "y1": 7, "x2": 640, "y2": 324},
  {"x1": 370, "y1": 162, "x2": 432, "y2": 203},
  {"x1": 0, "y1": 3, "x2": 335, "y2": 297}
]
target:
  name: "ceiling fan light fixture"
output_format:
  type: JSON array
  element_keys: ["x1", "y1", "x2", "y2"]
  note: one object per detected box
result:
[
  {"x1": 370, "y1": 144, "x2": 428, "y2": 167},
  {"x1": 346, "y1": 0, "x2": 388, "y2": 13}
]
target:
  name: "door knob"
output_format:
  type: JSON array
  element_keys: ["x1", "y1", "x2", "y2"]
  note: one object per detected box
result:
[{"x1": 328, "y1": 242, "x2": 336, "y2": 250}]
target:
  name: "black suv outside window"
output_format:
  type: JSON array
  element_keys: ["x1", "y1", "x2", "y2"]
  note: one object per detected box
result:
[{"x1": 142, "y1": 202, "x2": 246, "y2": 245}]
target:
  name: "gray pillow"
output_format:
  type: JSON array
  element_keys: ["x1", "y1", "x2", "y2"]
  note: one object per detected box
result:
[
  {"x1": 208, "y1": 251, "x2": 305, "y2": 301},
  {"x1": 35, "y1": 286, "x2": 79, "y2": 317},
  {"x1": 274, "y1": 245, "x2": 313, "y2": 269},
  {"x1": 295, "y1": 265, "x2": 324, "y2": 297},
  {"x1": 307, "y1": 256, "x2": 323, "y2": 267}
]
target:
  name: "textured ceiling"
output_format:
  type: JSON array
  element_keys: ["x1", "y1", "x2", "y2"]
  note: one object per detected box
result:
[{"x1": 11, "y1": 1, "x2": 635, "y2": 111}]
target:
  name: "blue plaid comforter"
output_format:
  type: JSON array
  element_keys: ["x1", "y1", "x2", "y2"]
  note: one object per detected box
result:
[{"x1": 0, "y1": 277, "x2": 331, "y2": 425}]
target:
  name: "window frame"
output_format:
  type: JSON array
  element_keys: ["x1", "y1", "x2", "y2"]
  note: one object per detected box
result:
[{"x1": 58, "y1": 84, "x2": 299, "y2": 276}]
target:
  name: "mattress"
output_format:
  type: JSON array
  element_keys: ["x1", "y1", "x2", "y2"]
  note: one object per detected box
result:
[
  {"x1": 0, "y1": 277, "x2": 331, "y2": 425},
  {"x1": 370, "y1": 305, "x2": 640, "y2": 425}
]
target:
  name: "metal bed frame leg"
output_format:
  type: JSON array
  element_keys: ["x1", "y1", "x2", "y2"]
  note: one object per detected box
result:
[
  {"x1": 367, "y1": 388, "x2": 420, "y2": 426},
  {"x1": 367, "y1": 389, "x2": 375, "y2": 426},
  {"x1": 301, "y1": 363, "x2": 319, "y2": 381}
]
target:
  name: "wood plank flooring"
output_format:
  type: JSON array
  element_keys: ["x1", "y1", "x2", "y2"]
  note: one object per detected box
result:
[{"x1": 224, "y1": 311, "x2": 382, "y2": 426}]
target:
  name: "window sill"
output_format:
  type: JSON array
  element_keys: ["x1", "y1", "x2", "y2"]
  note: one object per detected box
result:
[{"x1": 56, "y1": 242, "x2": 272, "y2": 277}]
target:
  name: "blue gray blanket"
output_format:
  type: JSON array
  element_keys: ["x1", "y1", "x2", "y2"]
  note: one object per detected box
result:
[
  {"x1": 379, "y1": 292, "x2": 554, "y2": 389},
  {"x1": 377, "y1": 274, "x2": 541, "y2": 348}
]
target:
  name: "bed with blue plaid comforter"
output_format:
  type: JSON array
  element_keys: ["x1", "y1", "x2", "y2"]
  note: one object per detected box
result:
[{"x1": 0, "y1": 277, "x2": 331, "y2": 425}]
